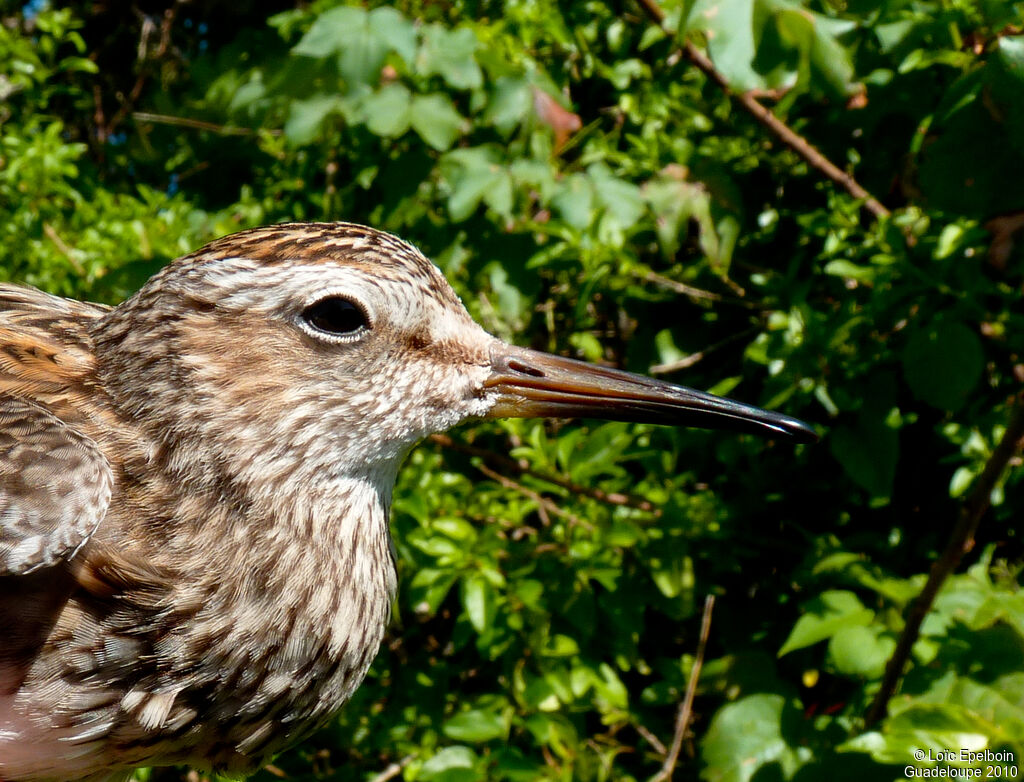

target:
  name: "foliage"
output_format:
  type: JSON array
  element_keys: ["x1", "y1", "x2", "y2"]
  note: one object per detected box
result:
[{"x1": 1, "y1": 0, "x2": 1023, "y2": 780}]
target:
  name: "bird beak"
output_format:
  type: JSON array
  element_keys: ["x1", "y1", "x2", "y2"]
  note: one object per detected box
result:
[{"x1": 483, "y1": 343, "x2": 817, "y2": 443}]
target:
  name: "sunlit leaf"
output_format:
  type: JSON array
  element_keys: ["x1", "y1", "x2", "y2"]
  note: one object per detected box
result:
[
  {"x1": 411, "y1": 93, "x2": 465, "y2": 150},
  {"x1": 779, "y1": 591, "x2": 874, "y2": 656}
]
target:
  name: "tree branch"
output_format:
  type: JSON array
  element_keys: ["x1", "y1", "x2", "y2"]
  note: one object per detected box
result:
[
  {"x1": 476, "y1": 461, "x2": 592, "y2": 529},
  {"x1": 42, "y1": 222, "x2": 85, "y2": 275},
  {"x1": 428, "y1": 433, "x2": 661, "y2": 514},
  {"x1": 650, "y1": 595, "x2": 716, "y2": 782},
  {"x1": 131, "y1": 112, "x2": 279, "y2": 136},
  {"x1": 634, "y1": 0, "x2": 891, "y2": 222},
  {"x1": 637, "y1": 270, "x2": 762, "y2": 310},
  {"x1": 368, "y1": 755, "x2": 414, "y2": 782},
  {"x1": 865, "y1": 391, "x2": 1024, "y2": 726},
  {"x1": 650, "y1": 327, "x2": 759, "y2": 374},
  {"x1": 99, "y1": 1, "x2": 186, "y2": 145}
]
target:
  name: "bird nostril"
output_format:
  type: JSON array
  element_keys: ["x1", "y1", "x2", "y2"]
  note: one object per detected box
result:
[{"x1": 507, "y1": 359, "x2": 545, "y2": 378}]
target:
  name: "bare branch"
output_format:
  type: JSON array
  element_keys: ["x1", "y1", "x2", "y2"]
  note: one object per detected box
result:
[
  {"x1": 102, "y1": 0, "x2": 188, "y2": 143},
  {"x1": 651, "y1": 595, "x2": 716, "y2": 782},
  {"x1": 865, "y1": 392, "x2": 1024, "y2": 726},
  {"x1": 368, "y1": 755, "x2": 414, "y2": 782},
  {"x1": 42, "y1": 223, "x2": 85, "y2": 275},
  {"x1": 428, "y1": 433, "x2": 660, "y2": 514},
  {"x1": 131, "y1": 112, "x2": 280, "y2": 136},
  {"x1": 476, "y1": 462, "x2": 591, "y2": 530},
  {"x1": 650, "y1": 327, "x2": 759, "y2": 374},
  {"x1": 635, "y1": 722, "x2": 668, "y2": 756},
  {"x1": 637, "y1": 271, "x2": 761, "y2": 310},
  {"x1": 634, "y1": 0, "x2": 891, "y2": 221}
]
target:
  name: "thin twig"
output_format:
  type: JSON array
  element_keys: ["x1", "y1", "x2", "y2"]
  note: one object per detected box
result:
[
  {"x1": 42, "y1": 222, "x2": 85, "y2": 275},
  {"x1": 101, "y1": 1, "x2": 185, "y2": 144},
  {"x1": 638, "y1": 270, "x2": 761, "y2": 310},
  {"x1": 650, "y1": 327, "x2": 759, "y2": 374},
  {"x1": 476, "y1": 462, "x2": 592, "y2": 530},
  {"x1": 651, "y1": 595, "x2": 716, "y2": 782},
  {"x1": 368, "y1": 755, "x2": 414, "y2": 782},
  {"x1": 865, "y1": 391, "x2": 1024, "y2": 726},
  {"x1": 92, "y1": 83, "x2": 107, "y2": 145},
  {"x1": 634, "y1": 0, "x2": 891, "y2": 222},
  {"x1": 131, "y1": 112, "x2": 280, "y2": 136},
  {"x1": 635, "y1": 722, "x2": 668, "y2": 756},
  {"x1": 429, "y1": 433, "x2": 660, "y2": 514}
]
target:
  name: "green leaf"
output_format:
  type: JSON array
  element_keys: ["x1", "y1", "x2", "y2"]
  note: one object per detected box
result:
[
  {"x1": 995, "y1": 36, "x2": 1024, "y2": 86},
  {"x1": 779, "y1": 590, "x2": 874, "y2": 656},
  {"x1": 442, "y1": 148, "x2": 506, "y2": 221},
  {"x1": 484, "y1": 77, "x2": 532, "y2": 133},
  {"x1": 689, "y1": 0, "x2": 855, "y2": 96},
  {"x1": 419, "y1": 25, "x2": 483, "y2": 89},
  {"x1": 701, "y1": 694, "x2": 812, "y2": 781},
  {"x1": 590, "y1": 165, "x2": 645, "y2": 231},
  {"x1": 830, "y1": 372, "x2": 900, "y2": 499},
  {"x1": 283, "y1": 94, "x2": 343, "y2": 145},
  {"x1": 338, "y1": 29, "x2": 390, "y2": 85},
  {"x1": 447, "y1": 169, "x2": 495, "y2": 222},
  {"x1": 419, "y1": 746, "x2": 480, "y2": 782},
  {"x1": 293, "y1": 6, "x2": 365, "y2": 59},
  {"x1": 492, "y1": 749, "x2": 546, "y2": 782},
  {"x1": 688, "y1": 0, "x2": 761, "y2": 91},
  {"x1": 542, "y1": 634, "x2": 580, "y2": 657},
  {"x1": 828, "y1": 626, "x2": 895, "y2": 678},
  {"x1": 772, "y1": 4, "x2": 855, "y2": 96},
  {"x1": 902, "y1": 321, "x2": 984, "y2": 411},
  {"x1": 919, "y1": 672, "x2": 1024, "y2": 740},
  {"x1": 823, "y1": 259, "x2": 877, "y2": 283},
  {"x1": 293, "y1": 5, "x2": 415, "y2": 86},
  {"x1": 228, "y1": 75, "x2": 267, "y2": 113},
  {"x1": 57, "y1": 56, "x2": 98, "y2": 74},
  {"x1": 644, "y1": 177, "x2": 713, "y2": 257},
  {"x1": 368, "y1": 6, "x2": 417, "y2": 64},
  {"x1": 410, "y1": 93, "x2": 465, "y2": 150},
  {"x1": 362, "y1": 83, "x2": 411, "y2": 137},
  {"x1": 840, "y1": 703, "x2": 1006, "y2": 766},
  {"x1": 917, "y1": 69, "x2": 1024, "y2": 216},
  {"x1": 432, "y1": 517, "x2": 478, "y2": 542},
  {"x1": 652, "y1": 554, "x2": 694, "y2": 599},
  {"x1": 830, "y1": 420, "x2": 898, "y2": 499},
  {"x1": 551, "y1": 174, "x2": 594, "y2": 230},
  {"x1": 593, "y1": 663, "x2": 629, "y2": 710},
  {"x1": 483, "y1": 171, "x2": 514, "y2": 217},
  {"x1": 989, "y1": 37, "x2": 1024, "y2": 156},
  {"x1": 462, "y1": 574, "x2": 496, "y2": 634},
  {"x1": 443, "y1": 709, "x2": 509, "y2": 742},
  {"x1": 408, "y1": 568, "x2": 458, "y2": 615},
  {"x1": 485, "y1": 261, "x2": 526, "y2": 323}
]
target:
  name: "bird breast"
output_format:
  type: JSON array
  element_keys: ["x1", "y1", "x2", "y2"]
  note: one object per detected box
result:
[
  {"x1": 149, "y1": 474, "x2": 401, "y2": 770},
  {"x1": 0, "y1": 473, "x2": 398, "y2": 780}
]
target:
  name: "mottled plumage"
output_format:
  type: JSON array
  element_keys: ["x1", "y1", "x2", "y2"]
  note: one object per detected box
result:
[{"x1": 0, "y1": 223, "x2": 814, "y2": 781}]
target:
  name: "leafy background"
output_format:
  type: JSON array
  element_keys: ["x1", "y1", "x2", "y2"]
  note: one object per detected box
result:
[{"x1": 2, "y1": 0, "x2": 1023, "y2": 780}]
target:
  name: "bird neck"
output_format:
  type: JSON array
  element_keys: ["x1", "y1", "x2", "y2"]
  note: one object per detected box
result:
[
  {"x1": 199, "y1": 470, "x2": 399, "y2": 742},
  {"x1": 89, "y1": 467, "x2": 401, "y2": 766},
  {"x1": 147, "y1": 456, "x2": 402, "y2": 599}
]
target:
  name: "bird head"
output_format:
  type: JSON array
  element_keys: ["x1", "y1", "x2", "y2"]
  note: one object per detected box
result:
[{"x1": 94, "y1": 223, "x2": 814, "y2": 497}]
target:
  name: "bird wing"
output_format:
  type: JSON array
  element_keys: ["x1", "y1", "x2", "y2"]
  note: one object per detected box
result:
[{"x1": 0, "y1": 394, "x2": 113, "y2": 575}]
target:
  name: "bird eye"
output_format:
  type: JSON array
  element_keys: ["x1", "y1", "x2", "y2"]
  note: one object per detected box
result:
[{"x1": 301, "y1": 296, "x2": 370, "y2": 339}]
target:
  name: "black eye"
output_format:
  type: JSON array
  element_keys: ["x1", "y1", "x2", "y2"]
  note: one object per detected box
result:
[{"x1": 301, "y1": 296, "x2": 370, "y2": 338}]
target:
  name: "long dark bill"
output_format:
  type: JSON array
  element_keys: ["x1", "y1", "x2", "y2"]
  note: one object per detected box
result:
[{"x1": 484, "y1": 344, "x2": 817, "y2": 443}]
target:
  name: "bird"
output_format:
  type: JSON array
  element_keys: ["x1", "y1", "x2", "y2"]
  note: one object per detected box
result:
[{"x1": 0, "y1": 222, "x2": 815, "y2": 782}]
